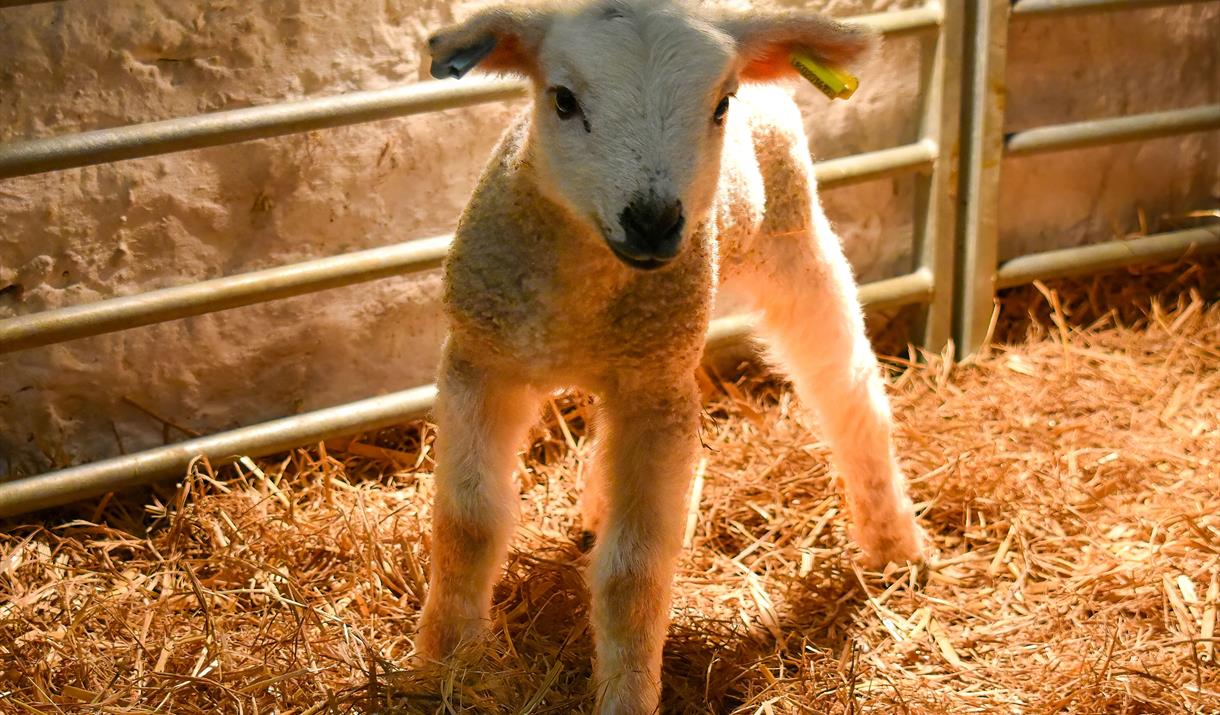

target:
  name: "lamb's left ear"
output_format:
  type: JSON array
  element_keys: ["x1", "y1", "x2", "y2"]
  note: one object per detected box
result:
[
  {"x1": 428, "y1": 5, "x2": 554, "y2": 80},
  {"x1": 721, "y1": 11, "x2": 877, "y2": 82}
]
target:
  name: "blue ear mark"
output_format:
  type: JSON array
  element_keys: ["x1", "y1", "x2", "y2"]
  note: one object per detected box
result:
[{"x1": 430, "y1": 35, "x2": 499, "y2": 80}]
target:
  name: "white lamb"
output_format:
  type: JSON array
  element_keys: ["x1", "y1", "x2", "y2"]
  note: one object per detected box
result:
[{"x1": 416, "y1": 1, "x2": 926, "y2": 711}]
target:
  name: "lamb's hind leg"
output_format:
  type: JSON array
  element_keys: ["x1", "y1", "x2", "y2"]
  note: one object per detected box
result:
[
  {"x1": 577, "y1": 412, "x2": 606, "y2": 552},
  {"x1": 416, "y1": 348, "x2": 539, "y2": 659},
  {"x1": 742, "y1": 224, "x2": 924, "y2": 568}
]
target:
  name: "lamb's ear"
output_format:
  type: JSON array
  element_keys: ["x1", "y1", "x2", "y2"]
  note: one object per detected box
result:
[
  {"x1": 428, "y1": 5, "x2": 553, "y2": 80},
  {"x1": 721, "y1": 11, "x2": 877, "y2": 82}
]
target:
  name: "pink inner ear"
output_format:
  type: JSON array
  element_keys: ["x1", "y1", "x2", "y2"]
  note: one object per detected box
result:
[
  {"x1": 469, "y1": 34, "x2": 547, "y2": 82},
  {"x1": 740, "y1": 47, "x2": 798, "y2": 82},
  {"x1": 477, "y1": 35, "x2": 529, "y2": 75},
  {"x1": 734, "y1": 24, "x2": 873, "y2": 83}
]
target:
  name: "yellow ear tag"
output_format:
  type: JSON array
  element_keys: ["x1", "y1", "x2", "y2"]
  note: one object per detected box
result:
[{"x1": 790, "y1": 51, "x2": 859, "y2": 101}]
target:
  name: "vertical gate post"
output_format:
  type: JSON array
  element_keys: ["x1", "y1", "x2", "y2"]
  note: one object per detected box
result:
[
  {"x1": 911, "y1": 0, "x2": 965, "y2": 352},
  {"x1": 954, "y1": 0, "x2": 1012, "y2": 357}
]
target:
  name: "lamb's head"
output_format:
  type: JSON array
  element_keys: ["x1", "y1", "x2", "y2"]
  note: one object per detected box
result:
[{"x1": 429, "y1": 0, "x2": 874, "y2": 270}]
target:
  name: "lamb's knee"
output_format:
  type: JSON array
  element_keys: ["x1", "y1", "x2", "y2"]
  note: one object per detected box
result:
[
  {"x1": 432, "y1": 496, "x2": 514, "y2": 558},
  {"x1": 591, "y1": 551, "x2": 671, "y2": 642}
]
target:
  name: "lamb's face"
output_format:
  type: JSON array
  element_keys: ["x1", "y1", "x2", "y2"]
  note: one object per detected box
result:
[
  {"x1": 528, "y1": 6, "x2": 738, "y2": 270},
  {"x1": 429, "y1": 0, "x2": 873, "y2": 270}
]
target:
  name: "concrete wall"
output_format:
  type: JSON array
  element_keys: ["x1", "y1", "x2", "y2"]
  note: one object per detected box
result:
[{"x1": 1, "y1": 0, "x2": 1217, "y2": 476}]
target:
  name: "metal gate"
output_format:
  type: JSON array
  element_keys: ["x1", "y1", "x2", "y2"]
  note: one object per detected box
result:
[
  {"x1": 0, "y1": 0, "x2": 1215, "y2": 518},
  {"x1": 954, "y1": 0, "x2": 1220, "y2": 354}
]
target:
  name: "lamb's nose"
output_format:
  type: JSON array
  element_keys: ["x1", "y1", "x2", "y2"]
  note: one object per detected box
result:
[{"x1": 619, "y1": 197, "x2": 685, "y2": 260}]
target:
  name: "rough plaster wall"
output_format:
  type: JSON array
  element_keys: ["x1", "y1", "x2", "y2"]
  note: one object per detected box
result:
[
  {"x1": 1001, "y1": 6, "x2": 1220, "y2": 259},
  {"x1": 0, "y1": 1, "x2": 1216, "y2": 476}
]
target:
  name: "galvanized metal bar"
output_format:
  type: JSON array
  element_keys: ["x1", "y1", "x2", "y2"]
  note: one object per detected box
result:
[
  {"x1": 0, "y1": 78, "x2": 529, "y2": 181},
  {"x1": 0, "y1": 236, "x2": 451, "y2": 355},
  {"x1": 859, "y1": 266, "x2": 936, "y2": 311},
  {"x1": 909, "y1": 0, "x2": 964, "y2": 351},
  {"x1": 0, "y1": 140, "x2": 938, "y2": 355},
  {"x1": 1013, "y1": 0, "x2": 1219, "y2": 18},
  {"x1": 813, "y1": 140, "x2": 937, "y2": 189},
  {"x1": 0, "y1": 5, "x2": 940, "y2": 182},
  {"x1": 705, "y1": 268, "x2": 935, "y2": 350},
  {"x1": 0, "y1": 0, "x2": 938, "y2": 18},
  {"x1": 995, "y1": 224, "x2": 1220, "y2": 289},
  {"x1": 0, "y1": 2, "x2": 942, "y2": 20},
  {"x1": 1005, "y1": 104, "x2": 1220, "y2": 158},
  {"x1": 849, "y1": 2, "x2": 943, "y2": 36},
  {"x1": 0, "y1": 268, "x2": 935, "y2": 518},
  {"x1": 953, "y1": 0, "x2": 1011, "y2": 358},
  {"x1": 0, "y1": 384, "x2": 439, "y2": 519},
  {"x1": 0, "y1": 2, "x2": 944, "y2": 22}
]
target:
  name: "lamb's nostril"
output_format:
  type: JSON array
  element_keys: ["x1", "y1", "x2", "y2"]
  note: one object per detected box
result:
[
  {"x1": 620, "y1": 197, "x2": 685, "y2": 254},
  {"x1": 621, "y1": 206, "x2": 647, "y2": 237},
  {"x1": 657, "y1": 200, "x2": 683, "y2": 238}
]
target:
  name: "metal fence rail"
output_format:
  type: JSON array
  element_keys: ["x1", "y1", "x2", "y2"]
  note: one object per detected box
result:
[
  {"x1": 0, "y1": 140, "x2": 938, "y2": 356},
  {"x1": 0, "y1": 135, "x2": 941, "y2": 356},
  {"x1": 995, "y1": 225, "x2": 1220, "y2": 289},
  {"x1": 0, "y1": 3, "x2": 961, "y2": 516},
  {"x1": 0, "y1": 6, "x2": 939, "y2": 181},
  {"x1": 0, "y1": 386, "x2": 440, "y2": 518},
  {"x1": 0, "y1": 236, "x2": 452, "y2": 354},
  {"x1": 1005, "y1": 104, "x2": 1220, "y2": 157},
  {"x1": 0, "y1": 267, "x2": 944, "y2": 519},
  {"x1": 1012, "y1": 0, "x2": 1217, "y2": 16},
  {"x1": 0, "y1": 80, "x2": 528, "y2": 181},
  {"x1": 953, "y1": 0, "x2": 1220, "y2": 357}
]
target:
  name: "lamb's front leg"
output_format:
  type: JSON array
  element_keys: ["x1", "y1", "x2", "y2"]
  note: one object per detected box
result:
[
  {"x1": 745, "y1": 229, "x2": 924, "y2": 568},
  {"x1": 416, "y1": 350, "x2": 538, "y2": 659},
  {"x1": 590, "y1": 378, "x2": 701, "y2": 714}
]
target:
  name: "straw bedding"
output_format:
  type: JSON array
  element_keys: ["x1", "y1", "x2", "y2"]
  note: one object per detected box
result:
[{"x1": 2, "y1": 260, "x2": 1218, "y2": 714}]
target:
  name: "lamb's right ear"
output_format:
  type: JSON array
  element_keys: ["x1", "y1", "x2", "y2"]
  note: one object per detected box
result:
[
  {"x1": 720, "y1": 10, "x2": 877, "y2": 83},
  {"x1": 428, "y1": 6, "x2": 553, "y2": 80}
]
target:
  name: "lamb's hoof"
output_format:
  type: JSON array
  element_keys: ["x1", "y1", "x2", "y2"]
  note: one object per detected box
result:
[
  {"x1": 857, "y1": 522, "x2": 927, "y2": 572},
  {"x1": 595, "y1": 671, "x2": 662, "y2": 715},
  {"x1": 413, "y1": 614, "x2": 486, "y2": 665},
  {"x1": 575, "y1": 529, "x2": 597, "y2": 553}
]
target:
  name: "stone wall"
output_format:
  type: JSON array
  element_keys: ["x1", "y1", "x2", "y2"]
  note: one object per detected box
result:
[{"x1": 1, "y1": 0, "x2": 1216, "y2": 475}]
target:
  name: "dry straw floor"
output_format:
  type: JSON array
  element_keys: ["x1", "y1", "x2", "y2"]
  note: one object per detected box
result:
[{"x1": 2, "y1": 262, "x2": 1219, "y2": 714}]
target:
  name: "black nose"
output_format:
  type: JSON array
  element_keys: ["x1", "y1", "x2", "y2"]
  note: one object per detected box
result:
[{"x1": 616, "y1": 196, "x2": 685, "y2": 266}]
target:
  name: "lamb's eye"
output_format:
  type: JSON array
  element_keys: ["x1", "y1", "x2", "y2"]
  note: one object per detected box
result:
[
  {"x1": 553, "y1": 87, "x2": 580, "y2": 120},
  {"x1": 713, "y1": 95, "x2": 731, "y2": 125}
]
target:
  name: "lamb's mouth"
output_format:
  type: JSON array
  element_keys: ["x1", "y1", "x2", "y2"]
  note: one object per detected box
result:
[
  {"x1": 594, "y1": 216, "x2": 678, "y2": 271},
  {"x1": 607, "y1": 242, "x2": 673, "y2": 271}
]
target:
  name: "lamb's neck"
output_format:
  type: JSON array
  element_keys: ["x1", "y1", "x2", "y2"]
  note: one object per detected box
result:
[{"x1": 510, "y1": 128, "x2": 606, "y2": 248}]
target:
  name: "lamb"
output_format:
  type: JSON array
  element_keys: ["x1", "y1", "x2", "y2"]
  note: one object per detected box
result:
[{"x1": 416, "y1": 1, "x2": 926, "y2": 711}]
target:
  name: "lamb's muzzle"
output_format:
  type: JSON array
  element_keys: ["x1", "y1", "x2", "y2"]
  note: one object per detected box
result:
[{"x1": 611, "y1": 194, "x2": 685, "y2": 269}]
